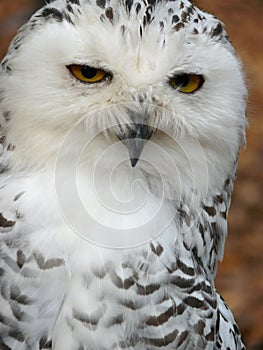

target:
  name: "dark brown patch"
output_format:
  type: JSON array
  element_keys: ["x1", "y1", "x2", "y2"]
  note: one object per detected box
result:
[
  {"x1": 93, "y1": 267, "x2": 107, "y2": 279},
  {"x1": 215, "y1": 195, "x2": 224, "y2": 204},
  {"x1": 220, "y1": 211, "x2": 227, "y2": 219},
  {"x1": 7, "y1": 144, "x2": 15, "y2": 151},
  {"x1": 177, "y1": 259, "x2": 195, "y2": 276},
  {"x1": 181, "y1": 11, "x2": 188, "y2": 23},
  {"x1": 205, "y1": 327, "x2": 215, "y2": 341},
  {"x1": 194, "y1": 320, "x2": 206, "y2": 335},
  {"x1": 171, "y1": 276, "x2": 195, "y2": 289},
  {"x1": 121, "y1": 299, "x2": 142, "y2": 310},
  {"x1": 143, "y1": 328, "x2": 179, "y2": 347},
  {"x1": 205, "y1": 296, "x2": 217, "y2": 309},
  {"x1": 110, "y1": 272, "x2": 135, "y2": 289},
  {"x1": 106, "y1": 314, "x2": 124, "y2": 327},
  {"x1": 184, "y1": 296, "x2": 206, "y2": 309},
  {"x1": 136, "y1": 283, "x2": 160, "y2": 295},
  {"x1": 105, "y1": 7, "x2": 114, "y2": 22},
  {"x1": 0, "y1": 213, "x2": 15, "y2": 228},
  {"x1": 176, "y1": 303, "x2": 186, "y2": 315},
  {"x1": 146, "y1": 302, "x2": 176, "y2": 326},
  {"x1": 225, "y1": 178, "x2": 230, "y2": 186},
  {"x1": 73, "y1": 310, "x2": 101, "y2": 327},
  {"x1": 177, "y1": 330, "x2": 188, "y2": 347},
  {"x1": 0, "y1": 136, "x2": 6, "y2": 144},
  {"x1": 203, "y1": 206, "x2": 216, "y2": 217},
  {"x1": 173, "y1": 22, "x2": 184, "y2": 31},
  {"x1": 34, "y1": 253, "x2": 64, "y2": 270},
  {"x1": 150, "y1": 242, "x2": 163, "y2": 256}
]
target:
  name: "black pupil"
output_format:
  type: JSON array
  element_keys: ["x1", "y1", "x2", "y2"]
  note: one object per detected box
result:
[
  {"x1": 81, "y1": 66, "x2": 98, "y2": 79},
  {"x1": 174, "y1": 74, "x2": 190, "y2": 87}
]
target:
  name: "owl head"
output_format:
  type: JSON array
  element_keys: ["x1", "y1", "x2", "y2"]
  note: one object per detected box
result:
[{"x1": 0, "y1": 0, "x2": 247, "y2": 197}]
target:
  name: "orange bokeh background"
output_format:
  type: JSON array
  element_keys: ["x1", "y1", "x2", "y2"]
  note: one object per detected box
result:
[{"x1": 0, "y1": 1, "x2": 262, "y2": 349}]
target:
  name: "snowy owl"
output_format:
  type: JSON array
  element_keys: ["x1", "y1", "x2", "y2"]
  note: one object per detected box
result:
[{"x1": 0, "y1": 0, "x2": 247, "y2": 349}]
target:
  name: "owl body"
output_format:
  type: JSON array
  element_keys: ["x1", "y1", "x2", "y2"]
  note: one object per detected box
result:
[{"x1": 0, "y1": 0, "x2": 246, "y2": 349}]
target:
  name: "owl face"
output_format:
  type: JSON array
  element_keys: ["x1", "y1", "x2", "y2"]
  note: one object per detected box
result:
[{"x1": 1, "y1": 0, "x2": 246, "y2": 187}]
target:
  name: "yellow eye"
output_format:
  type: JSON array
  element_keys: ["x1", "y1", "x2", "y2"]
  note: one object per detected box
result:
[
  {"x1": 170, "y1": 74, "x2": 204, "y2": 93},
  {"x1": 68, "y1": 65, "x2": 109, "y2": 83}
]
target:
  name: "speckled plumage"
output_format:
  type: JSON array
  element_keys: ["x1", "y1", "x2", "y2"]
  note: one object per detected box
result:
[{"x1": 0, "y1": 0, "x2": 247, "y2": 349}]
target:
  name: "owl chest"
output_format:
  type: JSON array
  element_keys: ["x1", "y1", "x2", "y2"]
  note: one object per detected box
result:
[{"x1": 1, "y1": 172, "x2": 216, "y2": 349}]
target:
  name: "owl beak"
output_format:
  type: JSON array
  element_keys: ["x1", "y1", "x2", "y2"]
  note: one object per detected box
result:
[{"x1": 118, "y1": 124, "x2": 153, "y2": 167}]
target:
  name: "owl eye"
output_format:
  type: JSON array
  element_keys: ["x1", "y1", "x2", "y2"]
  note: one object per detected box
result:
[
  {"x1": 67, "y1": 65, "x2": 109, "y2": 84},
  {"x1": 170, "y1": 74, "x2": 204, "y2": 93}
]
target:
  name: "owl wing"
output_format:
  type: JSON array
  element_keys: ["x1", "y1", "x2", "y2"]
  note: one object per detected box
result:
[
  {"x1": 0, "y1": 112, "x2": 66, "y2": 349},
  {"x1": 215, "y1": 294, "x2": 246, "y2": 350}
]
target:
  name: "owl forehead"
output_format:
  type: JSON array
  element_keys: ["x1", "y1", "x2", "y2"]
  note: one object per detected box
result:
[
  {"x1": 1, "y1": 0, "x2": 232, "y2": 74},
  {"x1": 35, "y1": 0, "x2": 225, "y2": 41}
]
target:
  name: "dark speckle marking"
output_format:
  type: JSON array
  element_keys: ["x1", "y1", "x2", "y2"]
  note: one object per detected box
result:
[
  {"x1": 203, "y1": 206, "x2": 216, "y2": 217},
  {"x1": 211, "y1": 23, "x2": 223, "y2": 37},
  {"x1": 135, "y1": 3, "x2": 141, "y2": 14},
  {"x1": 105, "y1": 7, "x2": 114, "y2": 22},
  {"x1": 14, "y1": 192, "x2": 25, "y2": 202},
  {"x1": 66, "y1": 4, "x2": 74, "y2": 13},
  {"x1": 173, "y1": 22, "x2": 184, "y2": 31},
  {"x1": 181, "y1": 11, "x2": 188, "y2": 23},
  {"x1": 16, "y1": 250, "x2": 26, "y2": 269},
  {"x1": 41, "y1": 8, "x2": 63, "y2": 22},
  {"x1": 125, "y1": 0, "x2": 134, "y2": 12},
  {"x1": 172, "y1": 15, "x2": 179, "y2": 23},
  {"x1": 96, "y1": 0, "x2": 106, "y2": 8},
  {"x1": 0, "y1": 136, "x2": 6, "y2": 144}
]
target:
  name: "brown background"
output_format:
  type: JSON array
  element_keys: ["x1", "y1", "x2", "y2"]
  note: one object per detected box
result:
[{"x1": 0, "y1": 1, "x2": 262, "y2": 349}]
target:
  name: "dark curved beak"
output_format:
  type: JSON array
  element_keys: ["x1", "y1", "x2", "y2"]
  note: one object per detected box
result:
[{"x1": 118, "y1": 123, "x2": 153, "y2": 167}]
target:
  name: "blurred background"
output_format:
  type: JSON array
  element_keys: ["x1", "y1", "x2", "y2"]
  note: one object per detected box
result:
[{"x1": 0, "y1": 0, "x2": 262, "y2": 349}]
